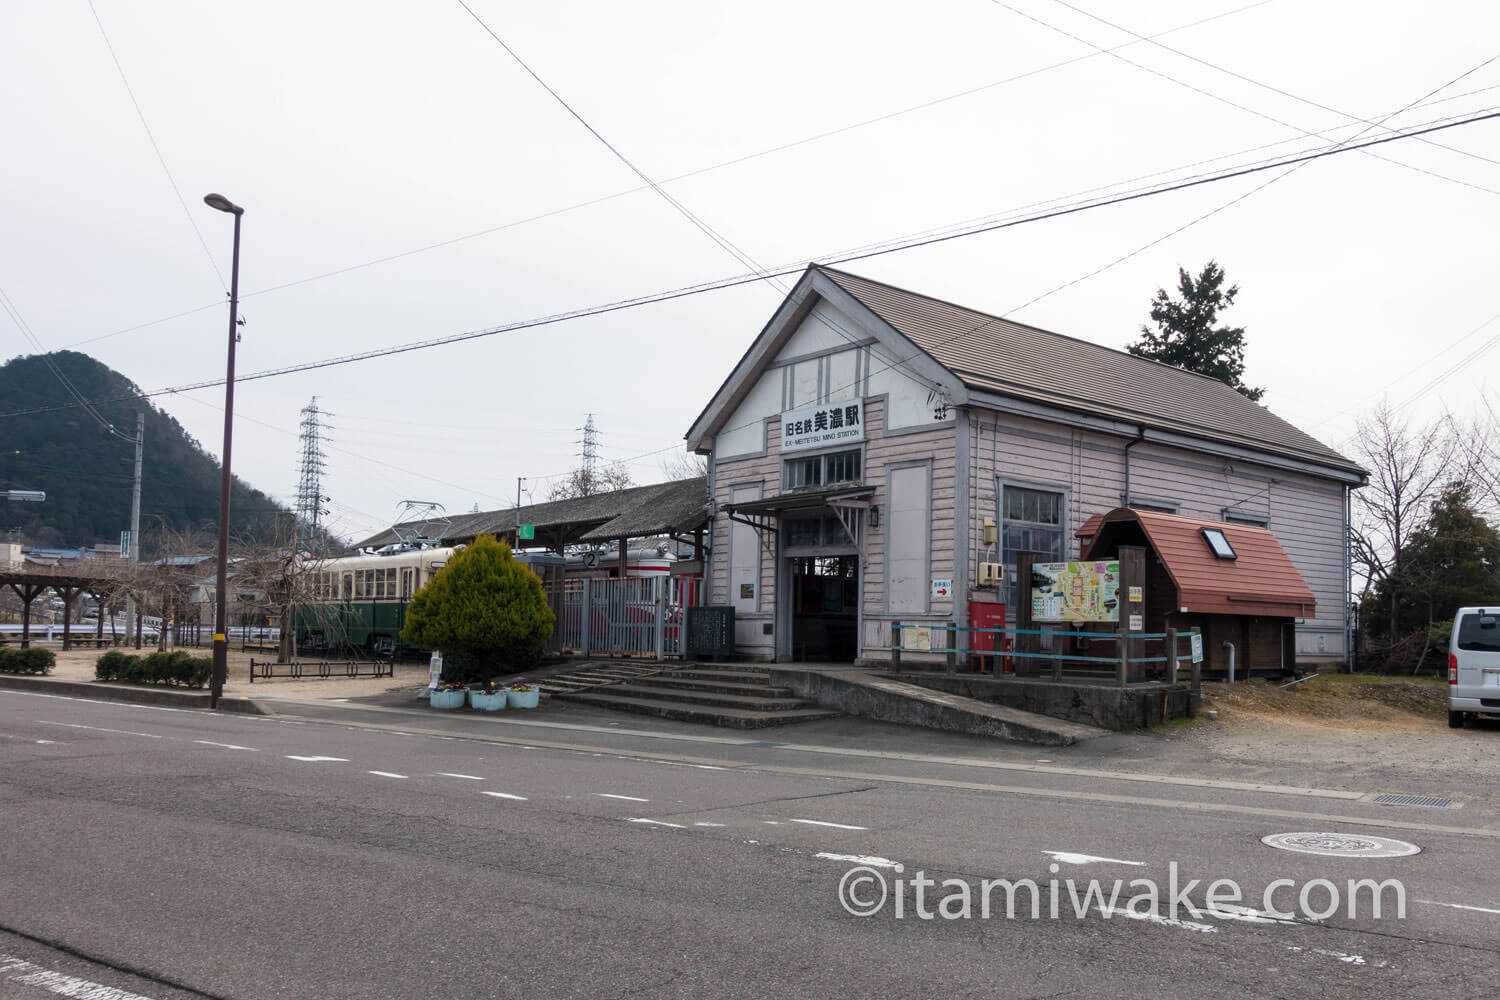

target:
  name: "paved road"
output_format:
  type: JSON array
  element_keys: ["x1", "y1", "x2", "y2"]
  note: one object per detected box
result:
[{"x1": 1, "y1": 689, "x2": 1497, "y2": 999}]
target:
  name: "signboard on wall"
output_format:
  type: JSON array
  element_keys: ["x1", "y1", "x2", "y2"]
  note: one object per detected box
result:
[
  {"x1": 1031, "y1": 561, "x2": 1121, "y2": 623},
  {"x1": 780, "y1": 399, "x2": 864, "y2": 452}
]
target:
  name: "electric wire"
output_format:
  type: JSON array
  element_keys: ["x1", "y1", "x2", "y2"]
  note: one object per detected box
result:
[
  {"x1": 5, "y1": 102, "x2": 1495, "y2": 425},
  {"x1": 56, "y1": 0, "x2": 1278, "y2": 352}
]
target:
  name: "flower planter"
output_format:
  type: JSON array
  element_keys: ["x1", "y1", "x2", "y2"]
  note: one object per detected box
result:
[
  {"x1": 429, "y1": 688, "x2": 467, "y2": 710},
  {"x1": 506, "y1": 687, "x2": 540, "y2": 709},
  {"x1": 469, "y1": 690, "x2": 507, "y2": 712}
]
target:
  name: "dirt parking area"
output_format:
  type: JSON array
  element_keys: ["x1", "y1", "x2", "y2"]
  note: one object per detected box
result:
[{"x1": 1113, "y1": 673, "x2": 1500, "y2": 804}]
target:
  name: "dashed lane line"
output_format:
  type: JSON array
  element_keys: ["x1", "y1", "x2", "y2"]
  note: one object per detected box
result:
[
  {"x1": 368, "y1": 771, "x2": 408, "y2": 779},
  {"x1": 597, "y1": 793, "x2": 649, "y2": 802},
  {"x1": 482, "y1": 792, "x2": 528, "y2": 801},
  {"x1": 436, "y1": 772, "x2": 485, "y2": 780},
  {"x1": 788, "y1": 818, "x2": 867, "y2": 831},
  {"x1": 284, "y1": 755, "x2": 348, "y2": 763},
  {"x1": 0, "y1": 952, "x2": 159, "y2": 1000},
  {"x1": 38, "y1": 722, "x2": 161, "y2": 739}
]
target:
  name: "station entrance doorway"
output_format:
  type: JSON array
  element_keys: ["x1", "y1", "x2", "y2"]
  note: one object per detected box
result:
[{"x1": 789, "y1": 555, "x2": 859, "y2": 661}]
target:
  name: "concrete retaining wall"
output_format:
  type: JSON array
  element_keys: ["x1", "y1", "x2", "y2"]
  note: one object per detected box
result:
[
  {"x1": 768, "y1": 667, "x2": 1108, "y2": 745},
  {"x1": 882, "y1": 672, "x2": 1194, "y2": 730}
]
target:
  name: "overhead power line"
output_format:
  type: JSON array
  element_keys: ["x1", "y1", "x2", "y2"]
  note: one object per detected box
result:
[
  {"x1": 3, "y1": 103, "x2": 1498, "y2": 424},
  {"x1": 86, "y1": 0, "x2": 228, "y2": 292},
  {"x1": 59, "y1": 0, "x2": 1275, "y2": 352}
]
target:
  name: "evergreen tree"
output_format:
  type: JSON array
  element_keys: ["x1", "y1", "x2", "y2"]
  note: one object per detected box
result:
[
  {"x1": 1366, "y1": 482, "x2": 1500, "y2": 639},
  {"x1": 1129, "y1": 261, "x2": 1265, "y2": 401},
  {"x1": 400, "y1": 535, "x2": 554, "y2": 683}
]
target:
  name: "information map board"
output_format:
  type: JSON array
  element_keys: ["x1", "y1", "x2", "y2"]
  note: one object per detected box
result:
[{"x1": 1030, "y1": 560, "x2": 1120, "y2": 623}]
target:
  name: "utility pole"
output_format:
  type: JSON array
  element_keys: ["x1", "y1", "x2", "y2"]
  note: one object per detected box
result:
[
  {"x1": 204, "y1": 192, "x2": 245, "y2": 710},
  {"x1": 516, "y1": 477, "x2": 525, "y2": 547},
  {"x1": 124, "y1": 412, "x2": 142, "y2": 642}
]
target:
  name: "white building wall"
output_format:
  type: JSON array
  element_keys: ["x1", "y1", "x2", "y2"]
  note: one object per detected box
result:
[{"x1": 966, "y1": 410, "x2": 1349, "y2": 661}]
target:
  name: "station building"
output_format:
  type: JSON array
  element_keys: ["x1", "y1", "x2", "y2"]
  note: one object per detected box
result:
[{"x1": 685, "y1": 265, "x2": 1365, "y2": 667}]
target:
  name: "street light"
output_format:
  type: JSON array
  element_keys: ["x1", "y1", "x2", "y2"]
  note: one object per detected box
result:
[{"x1": 204, "y1": 192, "x2": 244, "y2": 709}]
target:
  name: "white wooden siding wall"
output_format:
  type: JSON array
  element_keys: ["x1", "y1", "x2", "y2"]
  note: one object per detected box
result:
[
  {"x1": 966, "y1": 410, "x2": 1348, "y2": 657},
  {"x1": 860, "y1": 398, "x2": 956, "y2": 657},
  {"x1": 710, "y1": 394, "x2": 956, "y2": 659},
  {"x1": 886, "y1": 464, "x2": 930, "y2": 613}
]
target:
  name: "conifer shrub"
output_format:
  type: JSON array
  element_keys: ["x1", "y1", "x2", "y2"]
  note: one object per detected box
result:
[{"x1": 400, "y1": 535, "x2": 554, "y2": 684}]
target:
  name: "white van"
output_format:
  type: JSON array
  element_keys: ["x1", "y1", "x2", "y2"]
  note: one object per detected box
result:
[{"x1": 1449, "y1": 607, "x2": 1500, "y2": 728}]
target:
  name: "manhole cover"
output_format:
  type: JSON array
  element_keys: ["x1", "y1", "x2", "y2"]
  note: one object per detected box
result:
[{"x1": 1261, "y1": 832, "x2": 1420, "y2": 858}]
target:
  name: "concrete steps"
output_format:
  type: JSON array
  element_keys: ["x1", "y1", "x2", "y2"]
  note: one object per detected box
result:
[
  {"x1": 560, "y1": 690, "x2": 840, "y2": 729},
  {"x1": 553, "y1": 662, "x2": 839, "y2": 728}
]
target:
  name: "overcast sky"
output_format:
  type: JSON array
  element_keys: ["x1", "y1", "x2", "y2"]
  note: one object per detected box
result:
[{"x1": 3, "y1": 0, "x2": 1496, "y2": 542}]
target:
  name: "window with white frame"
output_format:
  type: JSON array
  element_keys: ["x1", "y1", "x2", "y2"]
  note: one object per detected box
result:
[
  {"x1": 783, "y1": 449, "x2": 861, "y2": 491},
  {"x1": 1000, "y1": 484, "x2": 1066, "y2": 607},
  {"x1": 1222, "y1": 508, "x2": 1270, "y2": 527}
]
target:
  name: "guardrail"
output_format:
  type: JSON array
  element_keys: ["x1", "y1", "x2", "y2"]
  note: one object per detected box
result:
[
  {"x1": 248, "y1": 658, "x2": 395, "y2": 683},
  {"x1": 891, "y1": 622, "x2": 1202, "y2": 692}
]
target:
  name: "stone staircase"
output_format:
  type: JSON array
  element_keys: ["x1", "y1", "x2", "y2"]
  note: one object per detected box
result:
[{"x1": 546, "y1": 663, "x2": 841, "y2": 729}]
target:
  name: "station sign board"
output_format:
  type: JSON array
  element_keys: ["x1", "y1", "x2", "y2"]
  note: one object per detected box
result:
[{"x1": 780, "y1": 399, "x2": 864, "y2": 452}]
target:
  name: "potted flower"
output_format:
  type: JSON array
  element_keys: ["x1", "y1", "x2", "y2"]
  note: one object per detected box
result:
[
  {"x1": 469, "y1": 682, "x2": 507, "y2": 712},
  {"x1": 506, "y1": 681, "x2": 540, "y2": 709},
  {"x1": 429, "y1": 680, "x2": 468, "y2": 710}
]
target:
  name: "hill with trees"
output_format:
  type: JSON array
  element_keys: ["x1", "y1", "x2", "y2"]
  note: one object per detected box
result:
[{"x1": 0, "y1": 350, "x2": 291, "y2": 553}]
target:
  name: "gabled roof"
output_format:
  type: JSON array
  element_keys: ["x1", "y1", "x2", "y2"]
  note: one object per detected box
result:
[
  {"x1": 1084, "y1": 507, "x2": 1316, "y2": 618},
  {"x1": 352, "y1": 478, "x2": 709, "y2": 551},
  {"x1": 818, "y1": 267, "x2": 1361, "y2": 476}
]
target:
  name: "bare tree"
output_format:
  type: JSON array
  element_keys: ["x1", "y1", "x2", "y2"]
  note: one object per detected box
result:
[
  {"x1": 1460, "y1": 392, "x2": 1500, "y2": 522},
  {"x1": 548, "y1": 462, "x2": 634, "y2": 501},
  {"x1": 658, "y1": 449, "x2": 707, "y2": 481},
  {"x1": 1349, "y1": 403, "x2": 1459, "y2": 641}
]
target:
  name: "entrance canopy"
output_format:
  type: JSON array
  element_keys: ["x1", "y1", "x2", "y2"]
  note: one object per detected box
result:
[
  {"x1": 1083, "y1": 507, "x2": 1316, "y2": 619},
  {"x1": 724, "y1": 485, "x2": 874, "y2": 555}
]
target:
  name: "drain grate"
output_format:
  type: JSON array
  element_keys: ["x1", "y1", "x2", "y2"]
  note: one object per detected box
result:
[
  {"x1": 1262, "y1": 832, "x2": 1420, "y2": 858},
  {"x1": 1372, "y1": 793, "x2": 1455, "y2": 808}
]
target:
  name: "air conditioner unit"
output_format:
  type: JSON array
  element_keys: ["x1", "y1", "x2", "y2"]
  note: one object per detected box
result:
[{"x1": 977, "y1": 562, "x2": 1004, "y2": 587}]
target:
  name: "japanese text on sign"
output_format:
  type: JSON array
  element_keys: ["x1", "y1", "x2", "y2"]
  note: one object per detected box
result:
[{"x1": 781, "y1": 399, "x2": 864, "y2": 452}]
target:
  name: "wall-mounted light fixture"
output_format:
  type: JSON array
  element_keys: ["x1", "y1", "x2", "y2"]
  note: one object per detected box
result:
[{"x1": 869, "y1": 504, "x2": 880, "y2": 529}]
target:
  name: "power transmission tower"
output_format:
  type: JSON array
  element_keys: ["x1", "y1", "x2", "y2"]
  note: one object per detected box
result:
[
  {"x1": 295, "y1": 397, "x2": 330, "y2": 548},
  {"x1": 579, "y1": 413, "x2": 600, "y2": 480}
]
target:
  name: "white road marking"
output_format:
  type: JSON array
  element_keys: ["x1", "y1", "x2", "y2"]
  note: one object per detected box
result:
[
  {"x1": 34, "y1": 740, "x2": 56, "y2": 745},
  {"x1": 369, "y1": 771, "x2": 408, "y2": 779},
  {"x1": 627, "y1": 818, "x2": 685, "y2": 828},
  {"x1": 329, "y1": 698, "x2": 349, "y2": 702},
  {"x1": 1101, "y1": 906, "x2": 1218, "y2": 934},
  {"x1": 763, "y1": 820, "x2": 783, "y2": 825},
  {"x1": 436, "y1": 772, "x2": 485, "y2": 780},
  {"x1": 694, "y1": 822, "x2": 726, "y2": 827},
  {"x1": 1209, "y1": 903, "x2": 1298, "y2": 925},
  {"x1": 816, "y1": 852, "x2": 902, "y2": 869},
  {"x1": 483, "y1": 791, "x2": 528, "y2": 801},
  {"x1": 1287, "y1": 946, "x2": 1367, "y2": 965},
  {"x1": 1415, "y1": 898, "x2": 1500, "y2": 915},
  {"x1": 0, "y1": 952, "x2": 157, "y2": 1000},
  {"x1": 39, "y1": 721, "x2": 160, "y2": 739},
  {"x1": 788, "y1": 818, "x2": 867, "y2": 831},
  {"x1": 597, "y1": 793, "x2": 649, "y2": 802},
  {"x1": 285, "y1": 755, "x2": 348, "y2": 762},
  {"x1": 193, "y1": 740, "x2": 259, "y2": 751},
  {"x1": 1043, "y1": 851, "x2": 1147, "y2": 867}
]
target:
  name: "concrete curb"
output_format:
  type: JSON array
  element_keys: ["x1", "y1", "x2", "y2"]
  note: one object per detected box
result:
[
  {"x1": 769, "y1": 666, "x2": 1110, "y2": 746},
  {"x1": 0, "y1": 673, "x2": 266, "y2": 714}
]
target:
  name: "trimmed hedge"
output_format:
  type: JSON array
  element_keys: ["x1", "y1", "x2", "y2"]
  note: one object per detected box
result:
[
  {"x1": 95, "y1": 649, "x2": 211, "y2": 689},
  {"x1": 0, "y1": 647, "x2": 55, "y2": 675}
]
